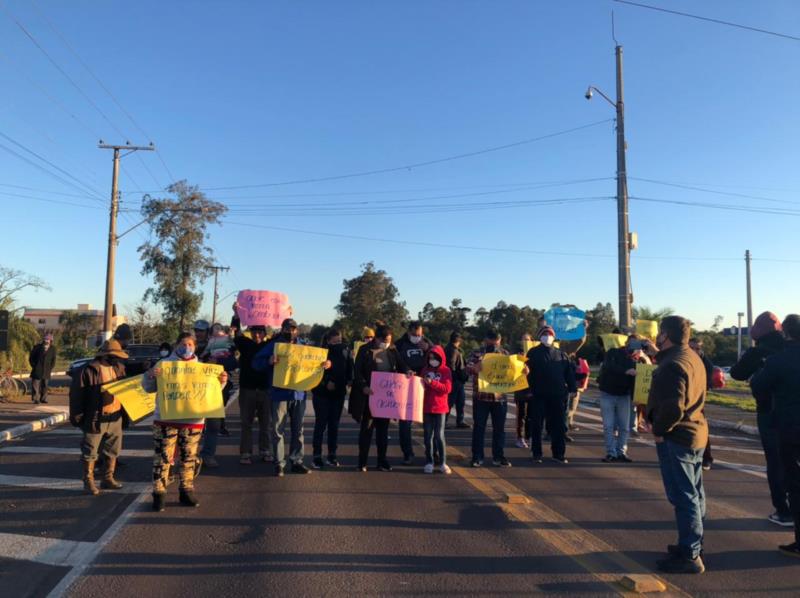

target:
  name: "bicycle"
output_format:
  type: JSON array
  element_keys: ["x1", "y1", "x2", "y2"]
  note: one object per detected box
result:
[{"x1": 0, "y1": 368, "x2": 28, "y2": 402}]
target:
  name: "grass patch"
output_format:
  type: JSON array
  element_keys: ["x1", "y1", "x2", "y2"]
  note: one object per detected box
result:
[{"x1": 706, "y1": 392, "x2": 756, "y2": 412}]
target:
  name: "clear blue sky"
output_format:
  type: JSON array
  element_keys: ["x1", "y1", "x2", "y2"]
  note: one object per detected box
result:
[{"x1": 3, "y1": 0, "x2": 799, "y2": 331}]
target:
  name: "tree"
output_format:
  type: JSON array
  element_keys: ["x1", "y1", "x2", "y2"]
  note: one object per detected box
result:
[
  {"x1": 633, "y1": 306, "x2": 674, "y2": 322},
  {"x1": 57, "y1": 311, "x2": 97, "y2": 350},
  {"x1": 0, "y1": 266, "x2": 50, "y2": 310},
  {"x1": 335, "y1": 262, "x2": 409, "y2": 340},
  {"x1": 711, "y1": 315, "x2": 724, "y2": 332},
  {"x1": 138, "y1": 181, "x2": 227, "y2": 331},
  {"x1": 125, "y1": 301, "x2": 175, "y2": 344},
  {"x1": 0, "y1": 315, "x2": 39, "y2": 373},
  {"x1": 580, "y1": 302, "x2": 617, "y2": 363}
]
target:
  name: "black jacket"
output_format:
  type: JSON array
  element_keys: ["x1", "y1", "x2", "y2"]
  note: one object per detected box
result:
[
  {"x1": 730, "y1": 332, "x2": 785, "y2": 413},
  {"x1": 395, "y1": 333, "x2": 431, "y2": 374},
  {"x1": 444, "y1": 343, "x2": 468, "y2": 385},
  {"x1": 525, "y1": 345, "x2": 577, "y2": 399},
  {"x1": 598, "y1": 348, "x2": 636, "y2": 396},
  {"x1": 348, "y1": 341, "x2": 406, "y2": 421},
  {"x1": 751, "y1": 340, "x2": 800, "y2": 440},
  {"x1": 697, "y1": 352, "x2": 714, "y2": 391},
  {"x1": 234, "y1": 335, "x2": 270, "y2": 389},
  {"x1": 29, "y1": 343, "x2": 56, "y2": 380},
  {"x1": 68, "y1": 359, "x2": 126, "y2": 433},
  {"x1": 314, "y1": 343, "x2": 353, "y2": 399}
]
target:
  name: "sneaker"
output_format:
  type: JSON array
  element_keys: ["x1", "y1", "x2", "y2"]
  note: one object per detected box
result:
[
  {"x1": 565, "y1": 435, "x2": 574, "y2": 443},
  {"x1": 275, "y1": 464, "x2": 285, "y2": 477},
  {"x1": 551, "y1": 456, "x2": 569, "y2": 464},
  {"x1": 531, "y1": 455, "x2": 543, "y2": 464},
  {"x1": 515, "y1": 438, "x2": 527, "y2": 449},
  {"x1": 240, "y1": 454, "x2": 252, "y2": 465},
  {"x1": 471, "y1": 459, "x2": 483, "y2": 468},
  {"x1": 357, "y1": 465, "x2": 367, "y2": 472},
  {"x1": 424, "y1": 463, "x2": 434, "y2": 474},
  {"x1": 40, "y1": 398, "x2": 48, "y2": 404},
  {"x1": 702, "y1": 460, "x2": 712, "y2": 471},
  {"x1": 312, "y1": 457, "x2": 324, "y2": 469},
  {"x1": 378, "y1": 461, "x2": 393, "y2": 472},
  {"x1": 440, "y1": 464, "x2": 452, "y2": 475},
  {"x1": 656, "y1": 554, "x2": 705, "y2": 574},
  {"x1": 779, "y1": 542, "x2": 800, "y2": 558},
  {"x1": 617, "y1": 454, "x2": 633, "y2": 463},
  {"x1": 260, "y1": 452, "x2": 274, "y2": 463},
  {"x1": 218, "y1": 426, "x2": 231, "y2": 437},
  {"x1": 402, "y1": 456, "x2": 414, "y2": 466},
  {"x1": 768, "y1": 512, "x2": 795, "y2": 527},
  {"x1": 456, "y1": 422, "x2": 471, "y2": 429},
  {"x1": 493, "y1": 458, "x2": 512, "y2": 468},
  {"x1": 326, "y1": 456, "x2": 340, "y2": 467},
  {"x1": 291, "y1": 463, "x2": 311, "y2": 474},
  {"x1": 203, "y1": 456, "x2": 219, "y2": 468},
  {"x1": 602, "y1": 454, "x2": 617, "y2": 463},
  {"x1": 668, "y1": 544, "x2": 704, "y2": 559}
]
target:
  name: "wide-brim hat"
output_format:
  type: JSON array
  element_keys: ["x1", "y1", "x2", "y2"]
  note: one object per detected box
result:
[{"x1": 98, "y1": 339, "x2": 129, "y2": 359}]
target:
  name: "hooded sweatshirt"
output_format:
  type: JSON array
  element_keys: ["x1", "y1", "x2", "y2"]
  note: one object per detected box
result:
[
  {"x1": 420, "y1": 345, "x2": 453, "y2": 414},
  {"x1": 731, "y1": 312, "x2": 785, "y2": 413},
  {"x1": 395, "y1": 333, "x2": 432, "y2": 374},
  {"x1": 143, "y1": 353, "x2": 206, "y2": 429}
]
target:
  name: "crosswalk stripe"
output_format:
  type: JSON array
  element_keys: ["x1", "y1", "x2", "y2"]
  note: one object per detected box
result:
[
  {"x1": 0, "y1": 532, "x2": 95, "y2": 567},
  {"x1": 0, "y1": 474, "x2": 148, "y2": 494},
  {"x1": 0, "y1": 446, "x2": 153, "y2": 458},
  {"x1": 43, "y1": 429, "x2": 152, "y2": 436}
]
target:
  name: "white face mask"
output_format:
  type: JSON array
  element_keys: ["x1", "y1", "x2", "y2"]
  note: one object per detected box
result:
[
  {"x1": 159, "y1": 350, "x2": 170, "y2": 357},
  {"x1": 540, "y1": 335, "x2": 555, "y2": 347},
  {"x1": 409, "y1": 335, "x2": 422, "y2": 344},
  {"x1": 428, "y1": 358, "x2": 441, "y2": 368},
  {"x1": 377, "y1": 341, "x2": 389, "y2": 350}
]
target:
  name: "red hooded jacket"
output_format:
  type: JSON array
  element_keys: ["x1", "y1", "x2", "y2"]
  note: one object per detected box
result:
[{"x1": 420, "y1": 345, "x2": 453, "y2": 414}]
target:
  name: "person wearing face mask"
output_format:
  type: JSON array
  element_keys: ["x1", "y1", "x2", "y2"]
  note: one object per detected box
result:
[
  {"x1": 253, "y1": 318, "x2": 331, "y2": 477},
  {"x1": 525, "y1": 326, "x2": 577, "y2": 464},
  {"x1": 349, "y1": 324, "x2": 409, "y2": 472},
  {"x1": 445, "y1": 332, "x2": 469, "y2": 429},
  {"x1": 421, "y1": 345, "x2": 453, "y2": 474},
  {"x1": 29, "y1": 333, "x2": 57, "y2": 404},
  {"x1": 467, "y1": 329, "x2": 512, "y2": 468},
  {"x1": 646, "y1": 316, "x2": 708, "y2": 574},
  {"x1": 596, "y1": 334, "x2": 640, "y2": 463},
  {"x1": 69, "y1": 339, "x2": 128, "y2": 496},
  {"x1": 395, "y1": 322, "x2": 431, "y2": 465},
  {"x1": 311, "y1": 328, "x2": 353, "y2": 469},
  {"x1": 514, "y1": 333, "x2": 535, "y2": 448}
]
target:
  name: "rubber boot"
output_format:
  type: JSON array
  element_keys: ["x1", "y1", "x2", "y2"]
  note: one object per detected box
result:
[
  {"x1": 179, "y1": 488, "x2": 200, "y2": 507},
  {"x1": 83, "y1": 460, "x2": 100, "y2": 496},
  {"x1": 101, "y1": 457, "x2": 123, "y2": 490},
  {"x1": 152, "y1": 492, "x2": 166, "y2": 512}
]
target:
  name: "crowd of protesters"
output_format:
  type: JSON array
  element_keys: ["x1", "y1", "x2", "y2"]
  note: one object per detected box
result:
[{"x1": 63, "y1": 305, "x2": 800, "y2": 572}]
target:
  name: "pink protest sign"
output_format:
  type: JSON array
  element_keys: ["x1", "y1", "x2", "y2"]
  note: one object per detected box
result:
[
  {"x1": 368, "y1": 372, "x2": 424, "y2": 423},
  {"x1": 236, "y1": 290, "x2": 292, "y2": 328}
]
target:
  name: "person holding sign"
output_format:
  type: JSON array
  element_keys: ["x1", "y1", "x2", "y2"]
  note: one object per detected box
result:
[
  {"x1": 252, "y1": 318, "x2": 331, "y2": 477},
  {"x1": 395, "y1": 322, "x2": 432, "y2": 465},
  {"x1": 514, "y1": 333, "x2": 535, "y2": 449},
  {"x1": 69, "y1": 339, "x2": 128, "y2": 496},
  {"x1": 467, "y1": 330, "x2": 512, "y2": 468},
  {"x1": 349, "y1": 324, "x2": 410, "y2": 472},
  {"x1": 421, "y1": 345, "x2": 453, "y2": 474},
  {"x1": 526, "y1": 326, "x2": 576, "y2": 464},
  {"x1": 311, "y1": 329, "x2": 353, "y2": 469},
  {"x1": 144, "y1": 332, "x2": 228, "y2": 512}
]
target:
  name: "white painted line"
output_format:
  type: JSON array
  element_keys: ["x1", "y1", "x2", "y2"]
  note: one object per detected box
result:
[
  {"x1": 0, "y1": 532, "x2": 95, "y2": 567},
  {"x1": 0, "y1": 474, "x2": 148, "y2": 494},
  {"x1": 43, "y1": 429, "x2": 152, "y2": 436},
  {"x1": 0, "y1": 412, "x2": 70, "y2": 444},
  {"x1": 0, "y1": 446, "x2": 153, "y2": 458}
]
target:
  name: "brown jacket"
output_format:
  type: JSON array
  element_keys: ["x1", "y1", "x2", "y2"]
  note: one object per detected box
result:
[
  {"x1": 646, "y1": 344, "x2": 708, "y2": 449},
  {"x1": 69, "y1": 359, "x2": 126, "y2": 433}
]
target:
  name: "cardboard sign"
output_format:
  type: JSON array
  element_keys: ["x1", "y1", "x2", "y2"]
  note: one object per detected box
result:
[
  {"x1": 478, "y1": 353, "x2": 529, "y2": 394},
  {"x1": 101, "y1": 375, "x2": 155, "y2": 423},
  {"x1": 545, "y1": 306, "x2": 587, "y2": 341},
  {"x1": 236, "y1": 289, "x2": 292, "y2": 328},
  {"x1": 272, "y1": 343, "x2": 328, "y2": 391},
  {"x1": 600, "y1": 333, "x2": 629, "y2": 350},
  {"x1": 633, "y1": 363, "x2": 656, "y2": 405},
  {"x1": 156, "y1": 362, "x2": 225, "y2": 420},
  {"x1": 636, "y1": 320, "x2": 659, "y2": 342},
  {"x1": 521, "y1": 340, "x2": 537, "y2": 355},
  {"x1": 368, "y1": 371, "x2": 424, "y2": 423},
  {"x1": 353, "y1": 341, "x2": 366, "y2": 359}
]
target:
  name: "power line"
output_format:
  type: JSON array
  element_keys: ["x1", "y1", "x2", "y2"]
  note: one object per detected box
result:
[
  {"x1": 630, "y1": 177, "x2": 799, "y2": 205},
  {"x1": 630, "y1": 195, "x2": 800, "y2": 216},
  {"x1": 613, "y1": 0, "x2": 800, "y2": 42},
  {"x1": 202, "y1": 119, "x2": 615, "y2": 191},
  {"x1": 0, "y1": 190, "x2": 103, "y2": 209}
]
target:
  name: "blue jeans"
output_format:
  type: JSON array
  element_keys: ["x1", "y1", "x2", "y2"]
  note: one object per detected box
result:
[
  {"x1": 448, "y1": 382, "x2": 466, "y2": 424},
  {"x1": 399, "y1": 420, "x2": 415, "y2": 460},
  {"x1": 757, "y1": 411, "x2": 790, "y2": 516},
  {"x1": 471, "y1": 400, "x2": 507, "y2": 462},
  {"x1": 200, "y1": 417, "x2": 221, "y2": 458},
  {"x1": 270, "y1": 397, "x2": 306, "y2": 467},
  {"x1": 423, "y1": 413, "x2": 447, "y2": 465},
  {"x1": 656, "y1": 440, "x2": 706, "y2": 559},
  {"x1": 600, "y1": 392, "x2": 631, "y2": 457}
]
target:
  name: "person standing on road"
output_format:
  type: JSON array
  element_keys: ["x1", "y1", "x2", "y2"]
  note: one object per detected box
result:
[
  {"x1": 597, "y1": 335, "x2": 639, "y2": 463},
  {"x1": 69, "y1": 340, "x2": 127, "y2": 496},
  {"x1": 253, "y1": 318, "x2": 330, "y2": 477},
  {"x1": 233, "y1": 317, "x2": 272, "y2": 465},
  {"x1": 751, "y1": 314, "x2": 800, "y2": 558},
  {"x1": 514, "y1": 333, "x2": 534, "y2": 449},
  {"x1": 312, "y1": 328, "x2": 352, "y2": 469},
  {"x1": 29, "y1": 333, "x2": 56, "y2": 404},
  {"x1": 445, "y1": 332, "x2": 469, "y2": 429},
  {"x1": 421, "y1": 345, "x2": 453, "y2": 474},
  {"x1": 144, "y1": 332, "x2": 228, "y2": 511},
  {"x1": 349, "y1": 324, "x2": 410, "y2": 472},
  {"x1": 395, "y1": 322, "x2": 432, "y2": 465},
  {"x1": 730, "y1": 311, "x2": 792, "y2": 527},
  {"x1": 193, "y1": 320, "x2": 211, "y2": 356},
  {"x1": 647, "y1": 316, "x2": 708, "y2": 574},
  {"x1": 526, "y1": 326, "x2": 576, "y2": 464},
  {"x1": 467, "y1": 330, "x2": 512, "y2": 468},
  {"x1": 690, "y1": 338, "x2": 716, "y2": 471},
  {"x1": 567, "y1": 353, "x2": 590, "y2": 432},
  {"x1": 199, "y1": 323, "x2": 238, "y2": 468}
]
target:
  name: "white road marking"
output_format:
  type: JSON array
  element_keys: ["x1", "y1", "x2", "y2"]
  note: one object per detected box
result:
[
  {"x1": 0, "y1": 446, "x2": 153, "y2": 458},
  {"x1": 0, "y1": 532, "x2": 95, "y2": 567},
  {"x1": 43, "y1": 429, "x2": 152, "y2": 436},
  {"x1": 0, "y1": 474, "x2": 148, "y2": 494}
]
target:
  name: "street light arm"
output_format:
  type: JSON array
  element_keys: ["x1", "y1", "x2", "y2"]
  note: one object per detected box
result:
[{"x1": 586, "y1": 85, "x2": 617, "y2": 108}]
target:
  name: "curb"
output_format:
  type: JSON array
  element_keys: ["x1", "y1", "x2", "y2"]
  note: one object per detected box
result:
[
  {"x1": 581, "y1": 396, "x2": 759, "y2": 438},
  {"x1": 0, "y1": 410, "x2": 70, "y2": 444}
]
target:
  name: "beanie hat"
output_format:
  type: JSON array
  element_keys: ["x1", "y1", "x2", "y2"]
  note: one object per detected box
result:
[
  {"x1": 362, "y1": 326, "x2": 376, "y2": 338},
  {"x1": 537, "y1": 326, "x2": 556, "y2": 338},
  {"x1": 750, "y1": 311, "x2": 782, "y2": 341}
]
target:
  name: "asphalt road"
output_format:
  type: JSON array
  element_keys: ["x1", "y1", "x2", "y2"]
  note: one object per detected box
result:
[{"x1": 0, "y1": 390, "x2": 797, "y2": 597}]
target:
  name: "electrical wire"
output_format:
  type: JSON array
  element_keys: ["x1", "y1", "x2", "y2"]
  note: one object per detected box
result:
[
  {"x1": 630, "y1": 195, "x2": 800, "y2": 216},
  {"x1": 0, "y1": 190, "x2": 104, "y2": 209},
  {"x1": 630, "y1": 177, "x2": 799, "y2": 205}
]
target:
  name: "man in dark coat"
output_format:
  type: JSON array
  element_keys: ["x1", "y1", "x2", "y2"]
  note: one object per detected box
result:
[{"x1": 29, "y1": 333, "x2": 56, "y2": 404}]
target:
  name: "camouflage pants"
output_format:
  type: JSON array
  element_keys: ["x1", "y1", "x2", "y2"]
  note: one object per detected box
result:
[{"x1": 152, "y1": 425, "x2": 202, "y2": 493}]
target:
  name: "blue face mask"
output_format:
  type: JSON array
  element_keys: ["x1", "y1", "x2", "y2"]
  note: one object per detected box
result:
[{"x1": 176, "y1": 346, "x2": 194, "y2": 359}]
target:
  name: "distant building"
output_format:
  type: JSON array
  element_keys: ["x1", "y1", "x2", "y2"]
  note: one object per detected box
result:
[{"x1": 23, "y1": 304, "x2": 126, "y2": 346}]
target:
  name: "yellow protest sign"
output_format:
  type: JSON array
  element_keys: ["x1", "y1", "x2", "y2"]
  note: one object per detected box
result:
[
  {"x1": 636, "y1": 320, "x2": 659, "y2": 342},
  {"x1": 478, "y1": 353, "x2": 529, "y2": 394},
  {"x1": 273, "y1": 343, "x2": 328, "y2": 391},
  {"x1": 101, "y1": 375, "x2": 155, "y2": 422},
  {"x1": 156, "y1": 362, "x2": 225, "y2": 420},
  {"x1": 600, "y1": 333, "x2": 629, "y2": 350},
  {"x1": 354, "y1": 341, "x2": 366, "y2": 358},
  {"x1": 521, "y1": 340, "x2": 537, "y2": 355},
  {"x1": 633, "y1": 363, "x2": 656, "y2": 405}
]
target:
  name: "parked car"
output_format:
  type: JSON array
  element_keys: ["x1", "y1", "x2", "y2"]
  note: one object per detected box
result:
[{"x1": 66, "y1": 344, "x2": 163, "y2": 378}]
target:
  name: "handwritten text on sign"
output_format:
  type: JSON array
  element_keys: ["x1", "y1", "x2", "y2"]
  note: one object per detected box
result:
[
  {"x1": 478, "y1": 353, "x2": 529, "y2": 394},
  {"x1": 236, "y1": 289, "x2": 292, "y2": 328},
  {"x1": 273, "y1": 343, "x2": 328, "y2": 391},
  {"x1": 633, "y1": 363, "x2": 656, "y2": 405},
  {"x1": 368, "y1": 372, "x2": 424, "y2": 423},
  {"x1": 101, "y1": 375, "x2": 155, "y2": 422},
  {"x1": 156, "y1": 362, "x2": 225, "y2": 420}
]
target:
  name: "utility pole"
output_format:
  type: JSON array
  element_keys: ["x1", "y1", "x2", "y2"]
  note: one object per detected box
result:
[
  {"x1": 98, "y1": 142, "x2": 155, "y2": 340},
  {"x1": 208, "y1": 265, "x2": 230, "y2": 325},
  {"x1": 745, "y1": 249, "x2": 754, "y2": 347}
]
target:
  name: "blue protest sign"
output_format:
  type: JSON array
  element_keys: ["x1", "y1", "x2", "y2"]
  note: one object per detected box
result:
[{"x1": 544, "y1": 306, "x2": 586, "y2": 341}]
